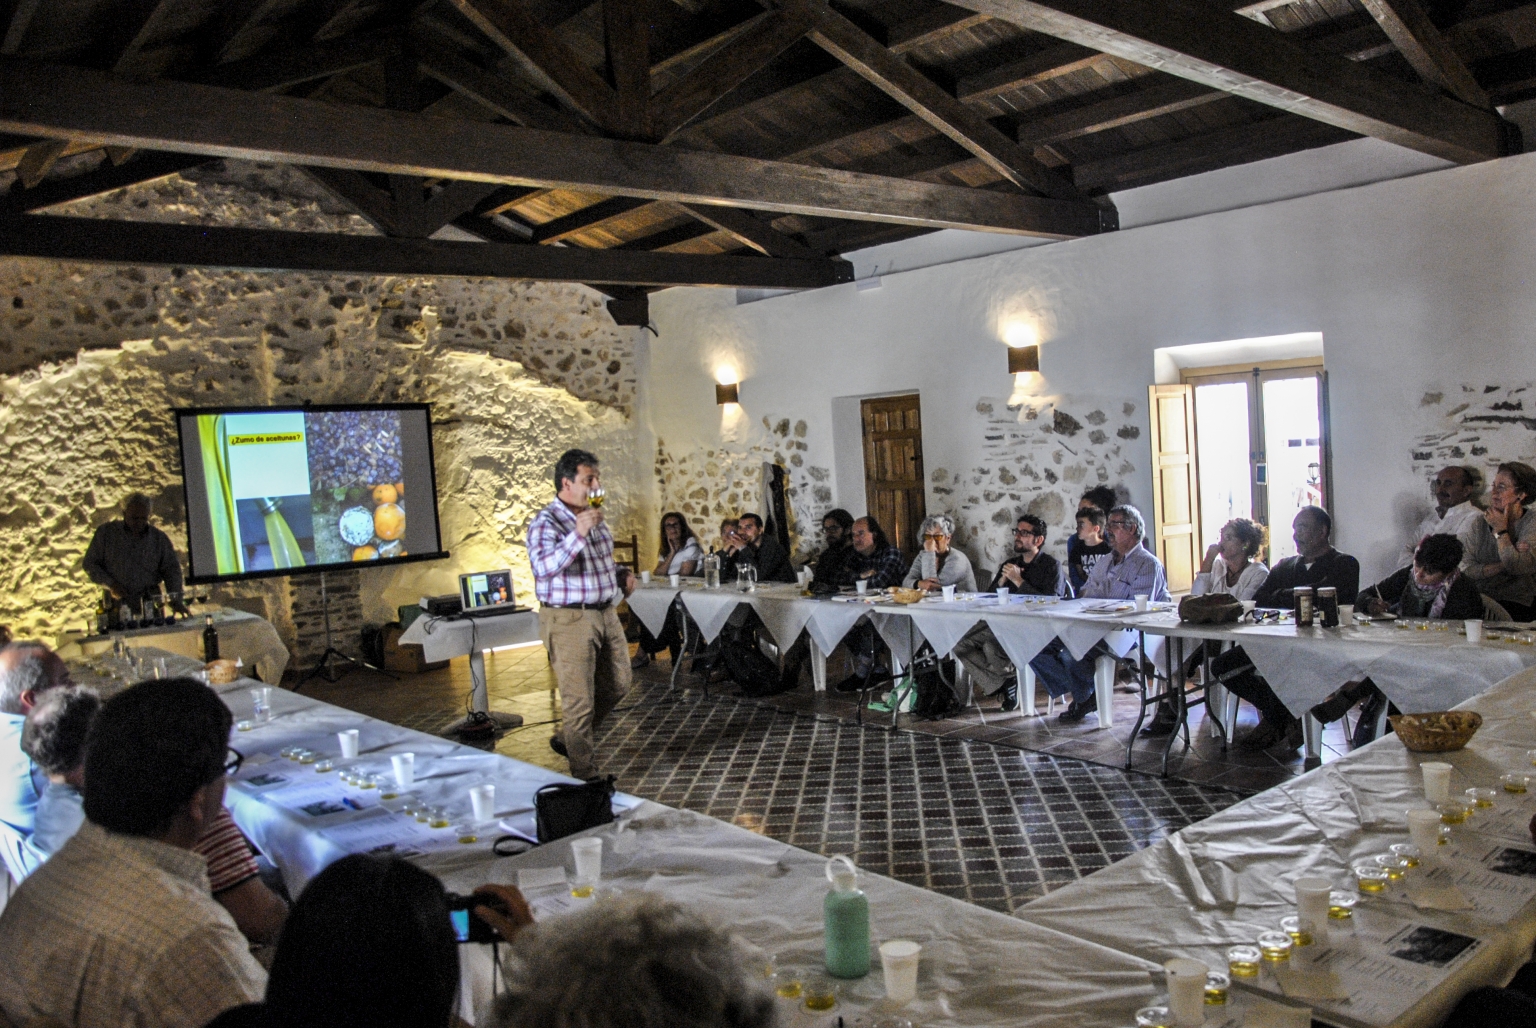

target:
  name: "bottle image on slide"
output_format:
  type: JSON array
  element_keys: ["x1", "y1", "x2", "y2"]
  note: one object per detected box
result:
[{"x1": 259, "y1": 497, "x2": 308, "y2": 568}]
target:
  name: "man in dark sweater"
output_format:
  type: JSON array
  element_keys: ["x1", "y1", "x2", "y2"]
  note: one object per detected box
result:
[
  {"x1": 952, "y1": 515, "x2": 1073, "y2": 710},
  {"x1": 723, "y1": 512, "x2": 796, "y2": 583},
  {"x1": 1212, "y1": 506, "x2": 1359, "y2": 753},
  {"x1": 808, "y1": 509, "x2": 856, "y2": 593}
]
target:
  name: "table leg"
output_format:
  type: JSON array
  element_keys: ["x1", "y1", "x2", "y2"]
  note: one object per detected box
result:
[
  {"x1": 670, "y1": 614, "x2": 690, "y2": 692},
  {"x1": 1303, "y1": 714, "x2": 1323, "y2": 770},
  {"x1": 810, "y1": 638, "x2": 827, "y2": 693},
  {"x1": 448, "y1": 648, "x2": 523, "y2": 732},
  {"x1": 1022, "y1": 665, "x2": 1040, "y2": 716},
  {"x1": 1093, "y1": 654, "x2": 1116, "y2": 729}
]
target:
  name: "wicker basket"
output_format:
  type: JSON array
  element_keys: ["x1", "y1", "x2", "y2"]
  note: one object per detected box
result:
[
  {"x1": 889, "y1": 587, "x2": 926, "y2": 605},
  {"x1": 204, "y1": 658, "x2": 240, "y2": 685},
  {"x1": 1389, "y1": 711, "x2": 1482, "y2": 752}
]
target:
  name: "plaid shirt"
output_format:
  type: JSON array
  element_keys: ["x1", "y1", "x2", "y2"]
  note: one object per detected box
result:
[
  {"x1": 850, "y1": 544, "x2": 907, "y2": 590},
  {"x1": 527, "y1": 498, "x2": 620, "y2": 606}
]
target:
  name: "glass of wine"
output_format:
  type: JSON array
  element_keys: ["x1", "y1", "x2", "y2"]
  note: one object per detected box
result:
[{"x1": 587, "y1": 485, "x2": 606, "y2": 509}]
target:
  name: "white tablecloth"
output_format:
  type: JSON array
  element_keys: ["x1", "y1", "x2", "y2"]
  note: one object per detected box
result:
[
  {"x1": 398, "y1": 609, "x2": 541, "y2": 664},
  {"x1": 1018, "y1": 666, "x2": 1536, "y2": 1028},
  {"x1": 60, "y1": 608, "x2": 291, "y2": 684}
]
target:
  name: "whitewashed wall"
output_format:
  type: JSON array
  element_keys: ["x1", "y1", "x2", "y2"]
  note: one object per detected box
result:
[{"x1": 648, "y1": 147, "x2": 1536, "y2": 583}]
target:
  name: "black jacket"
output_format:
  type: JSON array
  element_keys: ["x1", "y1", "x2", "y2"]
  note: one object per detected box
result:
[
  {"x1": 1363, "y1": 567, "x2": 1484, "y2": 620},
  {"x1": 1253, "y1": 549, "x2": 1360, "y2": 607},
  {"x1": 811, "y1": 542, "x2": 855, "y2": 589},
  {"x1": 725, "y1": 535, "x2": 796, "y2": 583},
  {"x1": 989, "y1": 552, "x2": 1072, "y2": 598}
]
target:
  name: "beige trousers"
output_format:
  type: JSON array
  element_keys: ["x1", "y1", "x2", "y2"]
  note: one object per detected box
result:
[{"x1": 539, "y1": 606, "x2": 632, "y2": 779}]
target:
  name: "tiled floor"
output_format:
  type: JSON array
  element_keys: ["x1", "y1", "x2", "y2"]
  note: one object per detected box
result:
[{"x1": 302, "y1": 645, "x2": 1241, "y2": 913}]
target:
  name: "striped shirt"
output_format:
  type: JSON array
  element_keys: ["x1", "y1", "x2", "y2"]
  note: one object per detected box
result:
[
  {"x1": 0, "y1": 821, "x2": 266, "y2": 1028},
  {"x1": 526, "y1": 498, "x2": 620, "y2": 607},
  {"x1": 198, "y1": 807, "x2": 259, "y2": 894}
]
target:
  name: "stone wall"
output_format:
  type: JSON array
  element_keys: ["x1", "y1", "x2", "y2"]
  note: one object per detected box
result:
[
  {"x1": 655, "y1": 415, "x2": 830, "y2": 563},
  {"x1": 0, "y1": 161, "x2": 646, "y2": 665},
  {"x1": 1403, "y1": 382, "x2": 1536, "y2": 533}
]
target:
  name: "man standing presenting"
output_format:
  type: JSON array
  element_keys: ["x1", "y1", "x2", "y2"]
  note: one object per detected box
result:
[
  {"x1": 83, "y1": 493, "x2": 186, "y2": 614},
  {"x1": 1400, "y1": 466, "x2": 1482, "y2": 568},
  {"x1": 527, "y1": 449, "x2": 635, "y2": 781}
]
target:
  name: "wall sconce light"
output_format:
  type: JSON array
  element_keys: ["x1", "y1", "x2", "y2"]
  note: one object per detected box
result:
[
  {"x1": 715, "y1": 382, "x2": 740, "y2": 405},
  {"x1": 1007, "y1": 345, "x2": 1039, "y2": 375}
]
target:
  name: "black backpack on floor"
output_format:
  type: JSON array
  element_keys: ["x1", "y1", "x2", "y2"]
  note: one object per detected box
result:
[
  {"x1": 910, "y1": 651, "x2": 963, "y2": 720},
  {"x1": 719, "y1": 629, "x2": 783, "y2": 696}
]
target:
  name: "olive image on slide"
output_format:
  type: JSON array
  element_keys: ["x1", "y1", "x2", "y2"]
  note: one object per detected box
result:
[{"x1": 305, "y1": 410, "x2": 409, "y2": 565}]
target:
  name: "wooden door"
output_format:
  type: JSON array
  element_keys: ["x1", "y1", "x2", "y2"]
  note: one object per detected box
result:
[
  {"x1": 1148, "y1": 384, "x2": 1201, "y2": 594},
  {"x1": 861, "y1": 394, "x2": 926, "y2": 561}
]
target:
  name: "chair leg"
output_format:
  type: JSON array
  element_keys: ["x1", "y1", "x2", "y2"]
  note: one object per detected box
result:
[
  {"x1": 1094, "y1": 654, "x2": 1116, "y2": 728},
  {"x1": 1374, "y1": 700, "x2": 1391, "y2": 741},
  {"x1": 1022, "y1": 665, "x2": 1041, "y2": 716},
  {"x1": 1303, "y1": 714, "x2": 1323, "y2": 769},
  {"x1": 1223, "y1": 691, "x2": 1240, "y2": 750}
]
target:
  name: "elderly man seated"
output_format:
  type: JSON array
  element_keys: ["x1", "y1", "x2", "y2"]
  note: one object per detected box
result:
[
  {"x1": 902, "y1": 514, "x2": 977, "y2": 593},
  {"x1": 0, "y1": 677, "x2": 267, "y2": 1028},
  {"x1": 1211, "y1": 505, "x2": 1359, "y2": 753},
  {"x1": 952, "y1": 515, "x2": 1072, "y2": 712},
  {"x1": 1030, "y1": 505, "x2": 1170, "y2": 724},
  {"x1": 1400, "y1": 466, "x2": 1483, "y2": 569},
  {"x1": 0, "y1": 640, "x2": 74, "y2": 877}
]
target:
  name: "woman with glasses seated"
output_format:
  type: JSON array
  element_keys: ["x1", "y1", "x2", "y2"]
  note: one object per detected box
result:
[
  {"x1": 632, "y1": 512, "x2": 703, "y2": 670},
  {"x1": 902, "y1": 514, "x2": 977, "y2": 593}
]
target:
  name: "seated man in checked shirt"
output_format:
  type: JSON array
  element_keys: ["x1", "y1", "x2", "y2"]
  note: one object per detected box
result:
[
  {"x1": 0, "y1": 678, "x2": 268, "y2": 1028},
  {"x1": 19, "y1": 683, "x2": 288, "y2": 946},
  {"x1": 1029, "y1": 505, "x2": 1170, "y2": 725}
]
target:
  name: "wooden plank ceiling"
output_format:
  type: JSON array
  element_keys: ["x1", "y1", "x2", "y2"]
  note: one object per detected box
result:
[{"x1": 0, "y1": 0, "x2": 1532, "y2": 324}]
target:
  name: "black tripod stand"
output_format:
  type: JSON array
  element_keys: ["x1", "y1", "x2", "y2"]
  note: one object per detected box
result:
[{"x1": 296, "y1": 571, "x2": 392, "y2": 689}]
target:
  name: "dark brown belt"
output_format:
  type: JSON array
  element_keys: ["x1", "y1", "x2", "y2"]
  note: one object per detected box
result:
[{"x1": 545, "y1": 600, "x2": 613, "y2": 611}]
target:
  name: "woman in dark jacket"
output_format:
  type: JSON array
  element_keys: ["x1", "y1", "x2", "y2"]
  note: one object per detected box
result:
[{"x1": 1313, "y1": 534, "x2": 1482, "y2": 747}]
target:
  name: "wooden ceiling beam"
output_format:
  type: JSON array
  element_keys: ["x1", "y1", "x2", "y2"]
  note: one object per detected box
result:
[
  {"x1": 188, "y1": 29, "x2": 391, "y2": 91},
  {"x1": 885, "y1": 3, "x2": 990, "y2": 51},
  {"x1": 1358, "y1": 0, "x2": 1491, "y2": 107},
  {"x1": 303, "y1": 166, "x2": 399, "y2": 233},
  {"x1": 444, "y1": 0, "x2": 617, "y2": 130},
  {"x1": 0, "y1": 212, "x2": 853, "y2": 288},
  {"x1": 0, "y1": 58, "x2": 1111, "y2": 237},
  {"x1": 13, "y1": 138, "x2": 67, "y2": 188},
  {"x1": 531, "y1": 196, "x2": 653, "y2": 242},
  {"x1": 414, "y1": 33, "x2": 587, "y2": 132},
  {"x1": 651, "y1": 9, "x2": 812, "y2": 142},
  {"x1": 612, "y1": 221, "x2": 719, "y2": 251},
  {"x1": 944, "y1": 0, "x2": 1516, "y2": 163},
  {"x1": 1015, "y1": 77, "x2": 1222, "y2": 148},
  {"x1": 955, "y1": 42, "x2": 1104, "y2": 101},
  {"x1": 1, "y1": 0, "x2": 42, "y2": 55},
  {"x1": 0, "y1": 150, "x2": 209, "y2": 213},
  {"x1": 602, "y1": 0, "x2": 650, "y2": 137},
  {"x1": 793, "y1": 0, "x2": 1085, "y2": 201},
  {"x1": 677, "y1": 203, "x2": 822, "y2": 258}
]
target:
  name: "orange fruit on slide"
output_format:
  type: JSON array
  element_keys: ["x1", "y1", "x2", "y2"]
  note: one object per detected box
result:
[
  {"x1": 353, "y1": 546, "x2": 378, "y2": 561},
  {"x1": 372, "y1": 484, "x2": 398, "y2": 505},
  {"x1": 374, "y1": 503, "x2": 405, "y2": 541},
  {"x1": 395, "y1": 481, "x2": 405, "y2": 497}
]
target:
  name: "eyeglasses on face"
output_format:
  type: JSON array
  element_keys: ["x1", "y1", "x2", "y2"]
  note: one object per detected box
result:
[
  {"x1": 224, "y1": 747, "x2": 244, "y2": 777},
  {"x1": 1106, "y1": 519, "x2": 1134, "y2": 530}
]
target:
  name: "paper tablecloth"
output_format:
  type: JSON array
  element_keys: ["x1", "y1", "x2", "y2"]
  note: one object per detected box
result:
[
  {"x1": 398, "y1": 609, "x2": 541, "y2": 664},
  {"x1": 63, "y1": 608, "x2": 291, "y2": 684}
]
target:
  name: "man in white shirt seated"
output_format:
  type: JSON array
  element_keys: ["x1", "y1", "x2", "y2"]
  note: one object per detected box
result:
[
  {"x1": 0, "y1": 677, "x2": 266, "y2": 1028},
  {"x1": 0, "y1": 641, "x2": 74, "y2": 878},
  {"x1": 1401, "y1": 466, "x2": 1483, "y2": 568}
]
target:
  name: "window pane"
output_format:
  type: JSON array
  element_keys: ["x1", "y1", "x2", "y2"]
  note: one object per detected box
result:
[
  {"x1": 1194, "y1": 382, "x2": 1252, "y2": 551},
  {"x1": 1262, "y1": 376, "x2": 1323, "y2": 563}
]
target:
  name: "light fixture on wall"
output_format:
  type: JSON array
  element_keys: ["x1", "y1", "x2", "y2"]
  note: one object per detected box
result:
[
  {"x1": 715, "y1": 382, "x2": 740, "y2": 405},
  {"x1": 1007, "y1": 345, "x2": 1039, "y2": 374}
]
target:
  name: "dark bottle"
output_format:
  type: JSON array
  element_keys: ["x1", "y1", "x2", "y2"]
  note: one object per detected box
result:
[
  {"x1": 1316, "y1": 586, "x2": 1340, "y2": 628},
  {"x1": 203, "y1": 615, "x2": 221, "y2": 661}
]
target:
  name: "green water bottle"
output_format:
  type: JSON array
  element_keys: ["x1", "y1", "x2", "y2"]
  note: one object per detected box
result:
[{"x1": 824, "y1": 854, "x2": 870, "y2": 978}]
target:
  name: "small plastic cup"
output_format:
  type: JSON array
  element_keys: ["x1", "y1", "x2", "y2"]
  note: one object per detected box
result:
[
  {"x1": 855, "y1": 580, "x2": 868, "y2": 595},
  {"x1": 1135, "y1": 1007, "x2": 1172, "y2": 1027},
  {"x1": 1203, "y1": 971, "x2": 1230, "y2": 1006},
  {"x1": 801, "y1": 973, "x2": 838, "y2": 1013},
  {"x1": 941, "y1": 585, "x2": 956, "y2": 602},
  {"x1": 1527, "y1": 748, "x2": 1536, "y2": 767},
  {"x1": 996, "y1": 586, "x2": 1010, "y2": 600},
  {"x1": 313, "y1": 759, "x2": 334, "y2": 774},
  {"x1": 771, "y1": 966, "x2": 803, "y2": 1000},
  {"x1": 1389, "y1": 843, "x2": 1422, "y2": 868},
  {"x1": 879, "y1": 940, "x2": 921, "y2": 1005},
  {"x1": 338, "y1": 729, "x2": 360, "y2": 758},
  {"x1": 235, "y1": 719, "x2": 253, "y2": 732},
  {"x1": 1501, "y1": 772, "x2": 1530, "y2": 793},
  {"x1": 1164, "y1": 958, "x2": 1207, "y2": 1026},
  {"x1": 1134, "y1": 593, "x2": 1150, "y2": 612},
  {"x1": 1279, "y1": 915, "x2": 1312, "y2": 947},
  {"x1": 1327, "y1": 891, "x2": 1357, "y2": 919},
  {"x1": 1465, "y1": 619, "x2": 1485, "y2": 643},
  {"x1": 1373, "y1": 853, "x2": 1410, "y2": 881},
  {"x1": 1294, "y1": 876, "x2": 1331, "y2": 944},
  {"x1": 1226, "y1": 945, "x2": 1261, "y2": 978},
  {"x1": 1408, "y1": 807, "x2": 1443, "y2": 856},
  {"x1": 1421, "y1": 761, "x2": 1453, "y2": 804},
  {"x1": 250, "y1": 686, "x2": 272, "y2": 724},
  {"x1": 391, "y1": 752, "x2": 415, "y2": 790},
  {"x1": 1466, "y1": 786, "x2": 1497, "y2": 809},
  {"x1": 669, "y1": 573, "x2": 681, "y2": 588},
  {"x1": 1257, "y1": 931, "x2": 1293, "y2": 961},
  {"x1": 570, "y1": 836, "x2": 603, "y2": 892},
  {"x1": 1354, "y1": 866, "x2": 1390, "y2": 893},
  {"x1": 640, "y1": 570, "x2": 652, "y2": 584},
  {"x1": 470, "y1": 783, "x2": 495, "y2": 822},
  {"x1": 1438, "y1": 799, "x2": 1472, "y2": 825}
]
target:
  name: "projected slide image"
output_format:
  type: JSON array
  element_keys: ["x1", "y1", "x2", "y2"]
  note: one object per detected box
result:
[
  {"x1": 235, "y1": 495, "x2": 317, "y2": 572},
  {"x1": 303, "y1": 410, "x2": 408, "y2": 565},
  {"x1": 198, "y1": 412, "x2": 319, "y2": 576}
]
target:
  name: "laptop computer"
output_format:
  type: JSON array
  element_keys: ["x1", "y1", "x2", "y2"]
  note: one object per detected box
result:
[{"x1": 458, "y1": 570, "x2": 517, "y2": 617}]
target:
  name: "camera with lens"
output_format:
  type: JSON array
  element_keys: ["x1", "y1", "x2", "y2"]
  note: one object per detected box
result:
[{"x1": 445, "y1": 892, "x2": 503, "y2": 944}]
